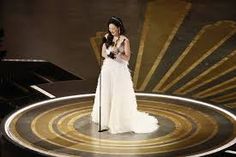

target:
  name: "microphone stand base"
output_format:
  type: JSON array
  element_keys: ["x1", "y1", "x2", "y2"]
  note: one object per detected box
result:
[{"x1": 98, "y1": 129, "x2": 109, "y2": 132}]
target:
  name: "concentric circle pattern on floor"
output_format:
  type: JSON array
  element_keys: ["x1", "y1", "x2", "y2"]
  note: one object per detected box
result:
[{"x1": 4, "y1": 94, "x2": 236, "y2": 157}]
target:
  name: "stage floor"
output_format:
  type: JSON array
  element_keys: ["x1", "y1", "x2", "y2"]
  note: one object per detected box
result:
[{"x1": 3, "y1": 93, "x2": 236, "y2": 157}]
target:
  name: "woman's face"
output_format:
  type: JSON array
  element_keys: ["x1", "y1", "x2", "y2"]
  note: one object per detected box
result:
[{"x1": 109, "y1": 23, "x2": 120, "y2": 36}]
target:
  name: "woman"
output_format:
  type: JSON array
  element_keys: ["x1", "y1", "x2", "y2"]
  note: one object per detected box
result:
[{"x1": 91, "y1": 16, "x2": 159, "y2": 134}]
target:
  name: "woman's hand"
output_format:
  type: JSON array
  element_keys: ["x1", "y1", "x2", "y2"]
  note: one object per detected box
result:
[{"x1": 107, "y1": 52, "x2": 116, "y2": 59}]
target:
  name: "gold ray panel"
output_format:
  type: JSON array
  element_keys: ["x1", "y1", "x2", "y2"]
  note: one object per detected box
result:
[
  {"x1": 193, "y1": 77, "x2": 236, "y2": 98},
  {"x1": 133, "y1": 0, "x2": 191, "y2": 90},
  {"x1": 225, "y1": 103, "x2": 236, "y2": 108},
  {"x1": 211, "y1": 92, "x2": 236, "y2": 103},
  {"x1": 153, "y1": 21, "x2": 236, "y2": 93},
  {"x1": 174, "y1": 50, "x2": 236, "y2": 95}
]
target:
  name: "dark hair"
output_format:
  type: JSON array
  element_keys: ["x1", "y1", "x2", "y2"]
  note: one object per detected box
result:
[{"x1": 103, "y1": 16, "x2": 126, "y2": 49}]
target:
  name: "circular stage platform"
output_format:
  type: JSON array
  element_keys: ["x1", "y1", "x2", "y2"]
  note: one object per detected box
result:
[{"x1": 2, "y1": 93, "x2": 236, "y2": 157}]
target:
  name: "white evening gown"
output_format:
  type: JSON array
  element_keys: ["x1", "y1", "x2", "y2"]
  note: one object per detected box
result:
[{"x1": 91, "y1": 55, "x2": 159, "y2": 134}]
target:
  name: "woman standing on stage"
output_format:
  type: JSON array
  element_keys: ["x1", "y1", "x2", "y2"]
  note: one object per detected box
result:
[{"x1": 91, "y1": 16, "x2": 159, "y2": 134}]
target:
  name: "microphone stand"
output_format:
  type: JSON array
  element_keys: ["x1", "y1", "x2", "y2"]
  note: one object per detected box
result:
[{"x1": 98, "y1": 46, "x2": 108, "y2": 132}]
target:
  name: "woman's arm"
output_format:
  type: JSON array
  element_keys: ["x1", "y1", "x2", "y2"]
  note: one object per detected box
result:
[
  {"x1": 119, "y1": 39, "x2": 131, "y2": 61},
  {"x1": 101, "y1": 43, "x2": 108, "y2": 58},
  {"x1": 101, "y1": 33, "x2": 110, "y2": 59}
]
